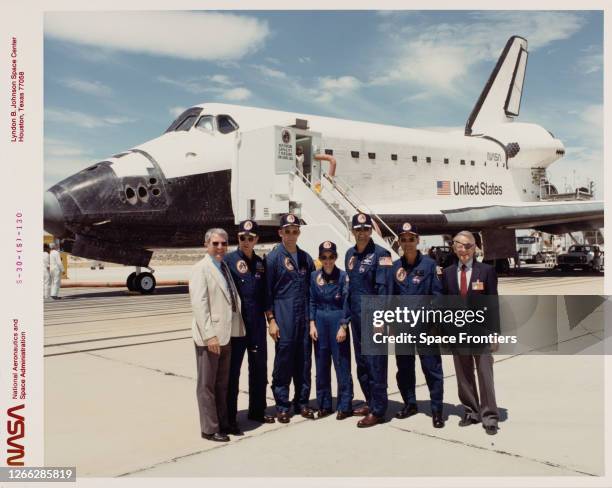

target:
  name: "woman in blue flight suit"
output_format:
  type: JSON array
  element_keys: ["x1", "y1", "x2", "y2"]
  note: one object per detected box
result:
[{"x1": 309, "y1": 241, "x2": 354, "y2": 420}]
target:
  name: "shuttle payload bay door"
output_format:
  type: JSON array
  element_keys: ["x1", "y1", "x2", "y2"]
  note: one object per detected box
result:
[{"x1": 231, "y1": 125, "x2": 322, "y2": 225}]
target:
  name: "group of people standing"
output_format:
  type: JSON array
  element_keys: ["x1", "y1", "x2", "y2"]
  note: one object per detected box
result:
[
  {"x1": 190, "y1": 212, "x2": 499, "y2": 443},
  {"x1": 43, "y1": 242, "x2": 64, "y2": 299}
]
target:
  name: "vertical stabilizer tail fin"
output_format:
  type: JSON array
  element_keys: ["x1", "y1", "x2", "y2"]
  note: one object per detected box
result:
[{"x1": 465, "y1": 36, "x2": 528, "y2": 136}]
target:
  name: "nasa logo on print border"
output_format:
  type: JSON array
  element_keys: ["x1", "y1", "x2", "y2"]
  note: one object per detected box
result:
[
  {"x1": 323, "y1": 241, "x2": 332, "y2": 249},
  {"x1": 244, "y1": 220, "x2": 253, "y2": 231},
  {"x1": 236, "y1": 260, "x2": 248, "y2": 274},
  {"x1": 316, "y1": 273, "x2": 325, "y2": 286},
  {"x1": 396, "y1": 267, "x2": 407, "y2": 282},
  {"x1": 282, "y1": 129, "x2": 291, "y2": 144},
  {"x1": 348, "y1": 255, "x2": 356, "y2": 270},
  {"x1": 284, "y1": 256, "x2": 295, "y2": 271},
  {"x1": 286, "y1": 214, "x2": 296, "y2": 224},
  {"x1": 357, "y1": 213, "x2": 367, "y2": 223}
]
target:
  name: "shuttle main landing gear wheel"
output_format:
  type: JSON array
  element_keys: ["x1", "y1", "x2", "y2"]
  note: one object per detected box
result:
[
  {"x1": 126, "y1": 272, "x2": 137, "y2": 291},
  {"x1": 126, "y1": 267, "x2": 156, "y2": 294},
  {"x1": 136, "y1": 272, "x2": 156, "y2": 294}
]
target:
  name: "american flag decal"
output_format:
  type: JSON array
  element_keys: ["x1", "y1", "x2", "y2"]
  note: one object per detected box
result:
[{"x1": 437, "y1": 180, "x2": 451, "y2": 195}]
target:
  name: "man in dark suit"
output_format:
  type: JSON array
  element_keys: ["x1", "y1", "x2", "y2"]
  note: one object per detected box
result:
[{"x1": 441, "y1": 230, "x2": 500, "y2": 435}]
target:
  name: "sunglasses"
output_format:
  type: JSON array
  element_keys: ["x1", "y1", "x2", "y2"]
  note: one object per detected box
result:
[
  {"x1": 400, "y1": 236, "x2": 417, "y2": 243},
  {"x1": 239, "y1": 235, "x2": 255, "y2": 242},
  {"x1": 283, "y1": 229, "x2": 300, "y2": 235},
  {"x1": 320, "y1": 254, "x2": 336, "y2": 261},
  {"x1": 211, "y1": 241, "x2": 228, "y2": 247},
  {"x1": 453, "y1": 240, "x2": 475, "y2": 250}
]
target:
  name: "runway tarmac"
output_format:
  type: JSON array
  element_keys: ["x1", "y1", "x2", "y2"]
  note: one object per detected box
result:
[{"x1": 44, "y1": 269, "x2": 606, "y2": 478}]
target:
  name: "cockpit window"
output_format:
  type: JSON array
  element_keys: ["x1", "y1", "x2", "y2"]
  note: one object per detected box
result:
[
  {"x1": 217, "y1": 114, "x2": 239, "y2": 134},
  {"x1": 164, "y1": 107, "x2": 203, "y2": 133},
  {"x1": 196, "y1": 115, "x2": 215, "y2": 132},
  {"x1": 175, "y1": 115, "x2": 198, "y2": 132}
]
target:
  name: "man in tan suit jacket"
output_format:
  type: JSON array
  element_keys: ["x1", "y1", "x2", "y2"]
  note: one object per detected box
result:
[{"x1": 190, "y1": 228, "x2": 245, "y2": 442}]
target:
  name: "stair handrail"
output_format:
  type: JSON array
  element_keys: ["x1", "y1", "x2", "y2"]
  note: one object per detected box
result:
[
  {"x1": 289, "y1": 169, "x2": 352, "y2": 237},
  {"x1": 322, "y1": 173, "x2": 398, "y2": 246}
]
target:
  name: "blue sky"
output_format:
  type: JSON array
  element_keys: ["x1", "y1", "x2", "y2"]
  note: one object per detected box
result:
[{"x1": 44, "y1": 10, "x2": 603, "y2": 197}]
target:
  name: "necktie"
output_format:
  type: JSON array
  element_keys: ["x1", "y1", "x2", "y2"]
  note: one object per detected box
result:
[
  {"x1": 220, "y1": 262, "x2": 238, "y2": 312},
  {"x1": 460, "y1": 264, "x2": 468, "y2": 297}
]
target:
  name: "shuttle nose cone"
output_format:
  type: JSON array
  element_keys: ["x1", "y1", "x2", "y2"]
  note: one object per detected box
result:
[{"x1": 44, "y1": 191, "x2": 68, "y2": 237}]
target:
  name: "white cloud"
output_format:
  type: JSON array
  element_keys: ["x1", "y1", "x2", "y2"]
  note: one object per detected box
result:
[
  {"x1": 531, "y1": 102, "x2": 603, "y2": 198},
  {"x1": 251, "y1": 64, "x2": 288, "y2": 79},
  {"x1": 298, "y1": 56, "x2": 312, "y2": 64},
  {"x1": 46, "y1": 108, "x2": 137, "y2": 129},
  {"x1": 371, "y1": 12, "x2": 586, "y2": 99},
  {"x1": 580, "y1": 104, "x2": 602, "y2": 131},
  {"x1": 45, "y1": 138, "x2": 90, "y2": 158},
  {"x1": 319, "y1": 76, "x2": 361, "y2": 91},
  {"x1": 577, "y1": 46, "x2": 602, "y2": 75},
  {"x1": 547, "y1": 145, "x2": 603, "y2": 198},
  {"x1": 169, "y1": 106, "x2": 187, "y2": 118},
  {"x1": 45, "y1": 12, "x2": 269, "y2": 61},
  {"x1": 44, "y1": 138, "x2": 97, "y2": 188},
  {"x1": 60, "y1": 78, "x2": 112, "y2": 97},
  {"x1": 247, "y1": 64, "x2": 373, "y2": 115},
  {"x1": 157, "y1": 75, "x2": 205, "y2": 94},
  {"x1": 157, "y1": 75, "x2": 252, "y2": 102},
  {"x1": 223, "y1": 88, "x2": 251, "y2": 101},
  {"x1": 209, "y1": 75, "x2": 233, "y2": 86},
  {"x1": 313, "y1": 76, "x2": 362, "y2": 103}
]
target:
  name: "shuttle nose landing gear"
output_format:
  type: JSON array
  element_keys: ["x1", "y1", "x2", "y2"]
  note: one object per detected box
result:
[{"x1": 126, "y1": 267, "x2": 157, "y2": 294}]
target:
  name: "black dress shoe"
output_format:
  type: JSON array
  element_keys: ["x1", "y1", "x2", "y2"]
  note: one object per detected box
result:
[
  {"x1": 357, "y1": 413, "x2": 384, "y2": 428},
  {"x1": 300, "y1": 407, "x2": 315, "y2": 419},
  {"x1": 277, "y1": 412, "x2": 290, "y2": 423},
  {"x1": 458, "y1": 415, "x2": 480, "y2": 427},
  {"x1": 317, "y1": 408, "x2": 333, "y2": 419},
  {"x1": 224, "y1": 424, "x2": 243, "y2": 436},
  {"x1": 353, "y1": 405, "x2": 370, "y2": 416},
  {"x1": 248, "y1": 413, "x2": 275, "y2": 424},
  {"x1": 432, "y1": 411, "x2": 445, "y2": 428},
  {"x1": 484, "y1": 425, "x2": 498, "y2": 435},
  {"x1": 395, "y1": 403, "x2": 418, "y2": 419},
  {"x1": 336, "y1": 410, "x2": 353, "y2": 420},
  {"x1": 201, "y1": 432, "x2": 230, "y2": 442}
]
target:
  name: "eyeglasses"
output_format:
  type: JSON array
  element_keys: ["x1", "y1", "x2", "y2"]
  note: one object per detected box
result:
[
  {"x1": 453, "y1": 240, "x2": 475, "y2": 250},
  {"x1": 320, "y1": 254, "x2": 335, "y2": 261},
  {"x1": 239, "y1": 235, "x2": 255, "y2": 242},
  {"x1": 283, "y1": 229, "x2": 300, "y2": 235},
  {"x1": 211, "y1": 241, "x2": 228, "y2": 247},
  {"x1": 400, "y1": 237, "x2": 417, "y2": 243}
]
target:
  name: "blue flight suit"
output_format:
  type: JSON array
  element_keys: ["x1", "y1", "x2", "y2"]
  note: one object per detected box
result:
[
  {"x1": 309, "y1": 267, "x2": 353, "y2": 413},
  {"x1": 266, "y1": 244, "x2": 315, "y2": 413},
  {"x1": 224, "y1": 249, "x2": 269, "y2": 423},
  {"x1": 391, "y1": 251, "x2": 444, "y2": 413},
  {"x1": 343, "y1": 239, "x2": 392, "y2": 417}
]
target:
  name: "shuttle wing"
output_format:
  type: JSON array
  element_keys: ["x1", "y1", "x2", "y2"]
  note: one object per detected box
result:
[{"x1": 378, "y1": 200, "x2": 603, "y2": 235}]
